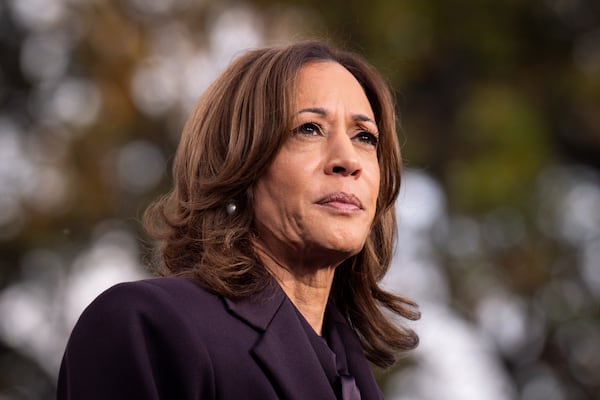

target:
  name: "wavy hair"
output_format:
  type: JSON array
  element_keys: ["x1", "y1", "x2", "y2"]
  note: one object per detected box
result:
[{"x1": 144, "y1": 40, "x2": 419, "y2": 368}]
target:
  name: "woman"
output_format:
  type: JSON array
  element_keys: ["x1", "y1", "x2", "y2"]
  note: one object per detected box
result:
[{"x1": 58, "y1": 40, "x2": 419, "y2": 399}]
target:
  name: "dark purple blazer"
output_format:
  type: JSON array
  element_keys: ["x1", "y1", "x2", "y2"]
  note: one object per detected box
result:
[{"x1": 57, "y1": 277, "x2": 384, "y2": 399}]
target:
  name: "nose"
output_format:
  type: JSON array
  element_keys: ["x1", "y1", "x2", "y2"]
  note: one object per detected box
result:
[{"x1": 324, "y1": 133, "x2": 362, "y2": 177}]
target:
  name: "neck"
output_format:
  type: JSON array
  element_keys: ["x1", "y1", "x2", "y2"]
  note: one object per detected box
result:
[{"x1": 254, "y1": 244, "x2": 336, "y2": 335}]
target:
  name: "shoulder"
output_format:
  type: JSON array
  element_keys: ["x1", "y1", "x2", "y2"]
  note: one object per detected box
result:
[
  {"x1": 72, "y1": 277, "x2": 221, "y2": 336},
  {"x1": 64, "y1": 277, "x2": 223, "y2": 368},
  {"x1": 97, "y1": 275, "x2": 212, "y2": 298},
  {"x1": 60, "y1": 277, "x2": 220, "y2": 399},
  {"x1": 88, "y1": 276, "x2": 216, "y2": 311}
]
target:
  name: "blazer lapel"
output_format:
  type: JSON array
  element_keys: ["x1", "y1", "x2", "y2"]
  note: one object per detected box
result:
[{"x1": 225, "y1": 283, "x2": 336, "y2": 400}]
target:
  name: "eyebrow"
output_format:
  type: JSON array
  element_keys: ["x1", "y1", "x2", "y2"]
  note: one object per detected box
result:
[{"x1": 298, "y1": 107, "x2": 377, "y2": 126}]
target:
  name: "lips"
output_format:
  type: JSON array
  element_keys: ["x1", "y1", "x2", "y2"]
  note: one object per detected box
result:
[{"x1": 316, "y1": 192, "x2": 363, "y2": 211}]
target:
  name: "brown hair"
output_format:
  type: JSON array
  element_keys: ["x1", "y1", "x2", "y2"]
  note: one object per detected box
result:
[{"x1": 144, "y1": 40, "x2": 419, "y2": 368}]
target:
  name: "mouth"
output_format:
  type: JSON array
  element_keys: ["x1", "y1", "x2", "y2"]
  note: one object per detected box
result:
[{"x1": 316, "y1": 192, "x2": 363, "y2": 212}]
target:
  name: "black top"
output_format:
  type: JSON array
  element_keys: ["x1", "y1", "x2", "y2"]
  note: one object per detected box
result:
[{"x1": 295, "y1": 304, "x2": 362, "y2": 400}]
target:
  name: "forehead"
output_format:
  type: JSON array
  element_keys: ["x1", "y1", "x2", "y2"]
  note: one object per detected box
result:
[{"x1": 293, "y1": 61, "x2": 374, "y2": 118}]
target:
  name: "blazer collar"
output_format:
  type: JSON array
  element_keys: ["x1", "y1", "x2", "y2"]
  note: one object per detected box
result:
[
  {"x1": 225, "y1": 281, "x2": 337, "y2": 400},
  {"x1": 224, "y1": 281, "x2": 285, "y2": 331}
]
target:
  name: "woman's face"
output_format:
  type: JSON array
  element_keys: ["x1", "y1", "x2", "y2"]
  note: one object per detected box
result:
[{"x1": 253, "y1": 61, "x2": 381, "y2": 268}]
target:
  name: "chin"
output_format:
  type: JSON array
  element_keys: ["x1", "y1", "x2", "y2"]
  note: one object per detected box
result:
[
  {"x1": 304, "y1": 226, "x2": 369, "y2": 259},
  {"x1": 323, "y1": 238, "x2": 367, "y2": 259}
]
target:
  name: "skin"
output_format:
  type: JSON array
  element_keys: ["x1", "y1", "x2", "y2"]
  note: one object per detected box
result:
[{"x1": 252, "y1": 61, "x2": 381, "y2": 334}]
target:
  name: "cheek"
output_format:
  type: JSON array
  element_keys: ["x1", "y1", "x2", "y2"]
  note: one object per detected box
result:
[
  {"x1": 365, "y1": 165, "x2": 381, "y2": 224},
  {"x1": 367, "y1": 160, "x2": 381, "y2": 204},
  {"x1": 252, "y1": 184, "x2": 268, "y2": 226},
  {"x1": 252, "y1": 167, "x2": 297, "y2": 224}
]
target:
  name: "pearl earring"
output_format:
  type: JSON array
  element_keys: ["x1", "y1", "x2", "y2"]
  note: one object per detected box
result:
[{"x1": 226, "y1": 203, "x2": 237, "y2": 215}]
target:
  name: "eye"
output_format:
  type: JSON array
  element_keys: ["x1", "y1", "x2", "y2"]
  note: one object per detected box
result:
[
  {"x1": 354, "y1": 131, "x2": 379, "y2": 147},
  {"x1": 291, "y1": 122, "x2": 323, "y2": 136}
]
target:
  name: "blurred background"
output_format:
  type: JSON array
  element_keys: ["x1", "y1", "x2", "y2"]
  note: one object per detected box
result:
[{"x1": 0, "y1": 0, "x2": 599, "y2": 398}]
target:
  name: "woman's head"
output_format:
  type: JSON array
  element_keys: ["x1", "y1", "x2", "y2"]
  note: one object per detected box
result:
[
  {"x1": 164, "y1": 40, "x2": 399, "y2": 258},
  {"x1": 145, "y1": 40, "x2": 417, "y2": 366}
]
